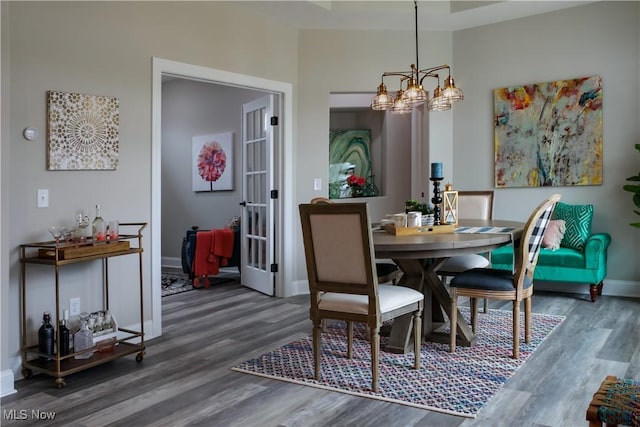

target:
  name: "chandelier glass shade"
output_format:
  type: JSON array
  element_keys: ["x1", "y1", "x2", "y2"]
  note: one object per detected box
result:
[
  {"x1": 370, "y1": 1, "x2": 463, "y2": 114},
  {"x1": 390, "y1": 90, "x2": 413, "y2": 114},
  {"x1": 427, "y1": 85, "x2": 452, "y2": 112},
  {"x1": 371, "y1": 83, "x2": 394, "y2": 111},
  {"x1": 442, "y1": 75, "x2": 464, "y2": 102}
]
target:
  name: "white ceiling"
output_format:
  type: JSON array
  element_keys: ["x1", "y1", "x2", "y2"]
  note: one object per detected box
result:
[{"x1": 236, "y1": 1, "x2": 597, "y2": 31}]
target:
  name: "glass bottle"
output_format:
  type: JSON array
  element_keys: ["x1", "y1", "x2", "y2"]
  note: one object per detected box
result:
[
  {"x1": 73, "y1": 312, "x2": 94, "y2": 360},
  {"x1": 103, "y1": 310, "x2": 112, "y2": 332},
  {"x1": 58, "y1": 319, "x2": 70, "y2": 356},
  {"x1": 75, "y1": 211, "x2": 90, "y2": 242},
  {"x1": 92, "y1": 204, "x2": 107, "y2": 244},
  {"x1": 38, "y1": 312, "x2": 55, "y2": 361}
]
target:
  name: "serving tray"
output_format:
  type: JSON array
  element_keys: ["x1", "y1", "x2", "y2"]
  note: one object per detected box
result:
[
  {"x1": 384, "y1": 224, "x2": 455, "y2": 236},
  {"x1": 38, "y1": 241, "x2": 130, "y2": 260}
]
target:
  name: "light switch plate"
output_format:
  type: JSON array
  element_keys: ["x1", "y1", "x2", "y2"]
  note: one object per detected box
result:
[
  {"x1": 37, "y1": 189, "x2": 49, "y2": 208},
  {"x1": 70, "y1": 297, "x2": 81, "y2": 316},
  {"x1": 313, "y1": 178, "x2": 322, "y2": 191}
]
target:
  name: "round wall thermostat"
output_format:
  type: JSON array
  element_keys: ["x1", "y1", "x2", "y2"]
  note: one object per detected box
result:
[{"x1": 23, "y1": 127, "x2": 39, "y2": 141}]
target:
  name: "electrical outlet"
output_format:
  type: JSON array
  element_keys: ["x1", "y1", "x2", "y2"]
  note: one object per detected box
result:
[
  {"x1": 314, "y1": 178, "x2": 322, "y2": 191},
  {"x1": 70, "y1": 297, "x2": 81, "y2": 316}
]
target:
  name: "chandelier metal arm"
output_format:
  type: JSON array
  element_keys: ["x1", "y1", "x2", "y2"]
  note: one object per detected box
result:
[
  {"x1": 370, "y1": 1, "x2": 462, "y2": 113},
  {"x1": 417, "y1": 66, "x2": 449, "y2": 86},
  {"x1": 381, "y1": 71, "x2": 413, "y2": 80}
]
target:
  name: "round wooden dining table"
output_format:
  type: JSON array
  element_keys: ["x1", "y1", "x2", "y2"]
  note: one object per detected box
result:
[{"x1": 372, "y1": 219, "x2": 524, "y2": 353}]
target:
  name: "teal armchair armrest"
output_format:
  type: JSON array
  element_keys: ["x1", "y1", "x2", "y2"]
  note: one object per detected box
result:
[{"x1": 584, "y1": 233, "x2": 611, "y2": 270}]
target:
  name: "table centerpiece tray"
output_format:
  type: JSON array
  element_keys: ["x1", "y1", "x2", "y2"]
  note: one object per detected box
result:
[{"x1": 384, "y1": 224, "x2": 455, "y2": 236}]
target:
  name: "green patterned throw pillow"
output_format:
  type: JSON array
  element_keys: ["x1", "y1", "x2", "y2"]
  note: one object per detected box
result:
[{"x1": 552, "y1": 202, "x2": 593, "y2": 251}]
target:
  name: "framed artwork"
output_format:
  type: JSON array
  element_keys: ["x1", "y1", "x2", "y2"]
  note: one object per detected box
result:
[
  {"x1": 192, "y1": 131, "x2": 233, "y2": 192},
  {"x1": 329, "y1": 129, "x2": 372, "y2": 199},
  {"x1": 494, "y1": 75, "x2": 603, "y2": 188},
  {"x1": 47, "y1": 91, "x2": 119, "y2": 170}
]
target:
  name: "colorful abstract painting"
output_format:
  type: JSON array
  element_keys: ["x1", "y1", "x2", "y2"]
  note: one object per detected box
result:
[
  {"x1": 47, "y1": 91, "x2": 119, "y2": 170},
  {"x1": 494, "y1": 76, "x2": 603, "y2": 187},
  {"x1": 192, "y1": 132, "x2": 233, "y2": 192},
  {"x1": 329, "y1": 130, "x2": 372, "y2": 199}
]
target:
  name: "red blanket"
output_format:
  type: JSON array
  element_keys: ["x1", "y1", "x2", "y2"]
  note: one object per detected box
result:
[{"x1": 193, "y1": 228, "x2": 235, "y2": 287}]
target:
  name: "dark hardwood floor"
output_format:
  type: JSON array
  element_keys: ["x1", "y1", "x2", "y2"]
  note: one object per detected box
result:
[{"x1": 2, "y1": 281, "x2": 639, "y2": 426}]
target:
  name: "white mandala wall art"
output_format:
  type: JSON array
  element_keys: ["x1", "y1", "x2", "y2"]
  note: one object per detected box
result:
[{"x1": 47, "y1": 91, "x2": 119, "y2": 170}]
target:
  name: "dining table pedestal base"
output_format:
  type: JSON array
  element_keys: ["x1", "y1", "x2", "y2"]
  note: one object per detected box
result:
[{"x1": 385, "y1": 258, "x2": 477, "y2": 354}]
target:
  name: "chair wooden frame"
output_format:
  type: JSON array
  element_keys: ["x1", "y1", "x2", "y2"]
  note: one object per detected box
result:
[
  {"x1": 438, "y1": 190, "x2": 494, "y2": 312},
  {"x1": 449, "y1": 194, "x2": 561, "y2": 359},
  {"x1": 299, "y1": 203, "x2": 424, "y2": 392},
  {"x1": 309, "y1": 197, "x2": 401, "y2": 285}
]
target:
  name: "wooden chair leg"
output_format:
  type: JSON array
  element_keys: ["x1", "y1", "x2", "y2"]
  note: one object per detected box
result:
[
  {"x1": 470, "y1": 297, "x2": 478, "y2": 333},
  {"x1": 597, "y1": 281, "x2": 604, "y2": 295},
  {"x1": 347, "y1": 321, "x2": 353, "y2": 359},
  {"x1": 371, "y1": 327, "x2": 380, "y2": 392},
  {"x1": 413, "y1": 310, "x2": 421, "y2": 370},
  {"x1": 483, "y1": 298, "x2": 488, "y2": 313},
  {"x1": 590, "y1": 284, "x2": 599, "y2": 302},
  {"x1": 525, "y1": 297, "x2": 532, "y2": 343},
  {"x1": 450, "y1": 288, "x2": 458, "y2": 353},
  {"x1": 313, "y1": 320, "x2": 322, "y2": 380},
  {"x1": 512, "y1": 300, "x2": 520, "y2": 359}
]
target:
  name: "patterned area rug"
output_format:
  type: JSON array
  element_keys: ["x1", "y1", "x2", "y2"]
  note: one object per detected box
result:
[
  {"x1": 233, "y1": 308, "x2": 564, "y2": 418},
  {"x1": 161, "y1": 271, "x2": 194, "y2": 297},
  {"x1": 162, "y1": 270, "x2": 241, "y2": 297}
]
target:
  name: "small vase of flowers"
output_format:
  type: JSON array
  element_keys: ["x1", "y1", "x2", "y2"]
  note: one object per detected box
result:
[{"x1": 347, "y1": 174, "x2": 366, "y2": 197}]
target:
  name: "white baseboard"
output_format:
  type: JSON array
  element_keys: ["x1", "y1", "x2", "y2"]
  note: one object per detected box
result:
[
  {"x1": 289, "y1": 280, "x2": 309, "y2": 297},
  {"x1": 162, "y1": 256, "x2": 181, "y2": 269},
  {"x1": 1, "y1": 369, "x2": 16, "y2": 397},
  {"x1": 534, "y1": 279, "x2": 640, "y2": 298}
]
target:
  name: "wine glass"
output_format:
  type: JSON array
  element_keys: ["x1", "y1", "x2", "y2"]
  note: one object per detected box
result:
[
  {"x1": 48, "y1": 227, "x2": 62, "y2": 245},
  {"x1": 62, "y1": 226, "x2": 75, "y2": 244}
]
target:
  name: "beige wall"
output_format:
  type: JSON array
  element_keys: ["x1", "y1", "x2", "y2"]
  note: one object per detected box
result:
[
  {"x1": 1, "y1": 1, "x2": 298, "y2": 392},
  {"x1": 452, "y1": 1, "x2": 640, "y2": 282},
  {"x1": 296, "y1": 27, "x2": 454, "y2": 280}
]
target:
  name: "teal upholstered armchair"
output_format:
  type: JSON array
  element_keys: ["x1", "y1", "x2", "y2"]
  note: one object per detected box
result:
[{"x1": 491, "y1": 202, "x2": 611, "y2": 302}]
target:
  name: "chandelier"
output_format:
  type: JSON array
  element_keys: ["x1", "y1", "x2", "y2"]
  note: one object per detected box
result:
[{"x1": 370, "y1": 0, "x2": 463, "y2": 114}]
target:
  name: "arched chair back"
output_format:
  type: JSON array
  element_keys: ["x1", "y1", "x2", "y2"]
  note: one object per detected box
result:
[{"x1": 449, "y1": 193, "x2": 560, "y2": 358}]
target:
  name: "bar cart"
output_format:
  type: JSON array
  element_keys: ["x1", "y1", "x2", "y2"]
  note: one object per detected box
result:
[{"x1": 20, "y1": 222, "x2": 147, "y2": 388}]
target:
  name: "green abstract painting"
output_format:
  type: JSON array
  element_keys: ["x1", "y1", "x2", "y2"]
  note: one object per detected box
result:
[{"x1": 329, "y1": 130, "x2": 371, "y2": 199}]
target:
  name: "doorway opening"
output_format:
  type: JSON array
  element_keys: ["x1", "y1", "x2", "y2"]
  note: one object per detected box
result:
[{"x1": 151, "y1": 58, "x2": 294, "y2": 339}]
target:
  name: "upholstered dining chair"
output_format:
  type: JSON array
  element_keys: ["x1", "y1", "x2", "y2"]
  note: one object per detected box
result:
[
  {"x1": 299, "y1": 203, "x2": 424, "y2": 392},
  {"x1": 449, "y1": 193, "x2": 560, "y2": 359},
  {"x1": 310, "y1": 197, "x2": 402, "y2": 285},
  {"x1": 437, "y1": 191, "x2": 494, "y2": 312}
]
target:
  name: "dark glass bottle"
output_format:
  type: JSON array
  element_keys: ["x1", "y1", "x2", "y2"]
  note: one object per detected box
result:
[
  {"x1": 58, "y1": 319, "x2": 70, "y2": 356},
  {"x1": 38, "y1": 312, "x2": 55, "y2": 360}
]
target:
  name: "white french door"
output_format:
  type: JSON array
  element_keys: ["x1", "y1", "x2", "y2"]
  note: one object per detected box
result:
[{"x1": 241, "y1": 95, "x2": 278, "y2": 296}]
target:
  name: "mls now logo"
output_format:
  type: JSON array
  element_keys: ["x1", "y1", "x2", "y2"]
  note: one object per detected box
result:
[{"x1": 3, "y1": 409, "x2": 56, "y2": 420}]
